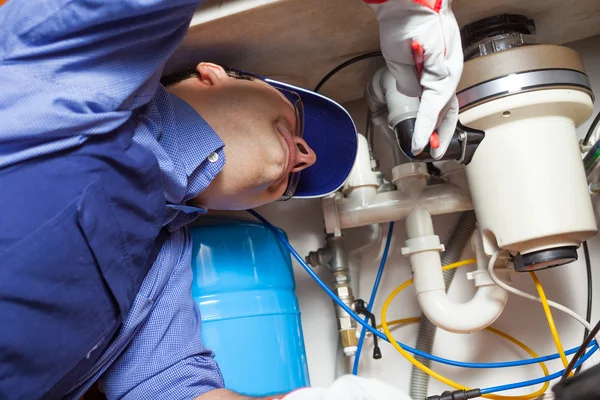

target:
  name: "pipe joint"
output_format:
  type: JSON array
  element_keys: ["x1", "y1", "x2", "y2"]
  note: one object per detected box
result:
[
  {"x1": 402, "y1": 235, "x2": 445, "y2": 256},
  {"x1": 466, "y1": 269, "x2": 495, "y2": 288},
  {"x1": 343, "y1": 134, "x2": 378, "y2": 195},
  {"x1": 466, "y1": 267, "x2": 511, "y2": 288},
  {"x1": 406, "y1": 215, "x2": 508, "y2": 333}
]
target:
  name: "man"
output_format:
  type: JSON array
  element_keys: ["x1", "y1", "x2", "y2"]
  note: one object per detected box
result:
[{"x1": 0, "y1": 0, "x2": 462, "y2": 398}]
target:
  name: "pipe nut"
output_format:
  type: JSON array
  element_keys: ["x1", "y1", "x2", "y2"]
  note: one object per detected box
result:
[
  {"x1": 466, "y1": 269, "x2": 495, "y2": 287},
  {"x1": 335, "y1": 285, "x2": 351, "y2": 298},
  {"x1": 392, "y1": 163, "x2": 430, "y2": 194},
  {"x1": 340, "y1": 328, "x2": 358, "y2": 348},
  {"x1": 402, "y1": 235, "x2": 445, "y2": 256},
  {"x1": 338, "y1": 316, "x2": 354, "y2": 330}
]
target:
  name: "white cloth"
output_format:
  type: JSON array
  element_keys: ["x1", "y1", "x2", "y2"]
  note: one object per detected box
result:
[
  {"x1": 370, "y1": 0, "x2": 464, "y2": 159},
  {"x1": 276, "y1": 375, "x2": 412, "y2": 400}
]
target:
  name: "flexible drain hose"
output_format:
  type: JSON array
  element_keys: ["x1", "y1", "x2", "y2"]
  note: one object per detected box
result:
[{"x1": 409, "y1": 211, "x2": 477, "y2": 399}]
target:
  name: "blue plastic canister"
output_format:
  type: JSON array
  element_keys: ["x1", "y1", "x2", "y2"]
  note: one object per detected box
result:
[{"x1": 190, "y1": 220, "x2": 310, "y2": 397}]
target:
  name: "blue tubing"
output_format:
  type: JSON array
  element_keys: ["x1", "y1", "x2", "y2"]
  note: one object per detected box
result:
[
  {"x1": 480, "y1": 343, "x2": 599, "y2": 394},
  {"x1": 248, "y1": 210, "x2": 598, "y2": 382},
  {"x1": 353, "y1": 222, "x2": 395, "y2": 375}
]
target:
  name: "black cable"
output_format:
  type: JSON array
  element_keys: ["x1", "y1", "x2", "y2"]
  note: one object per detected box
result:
[
  {"x1": 426, "y1": 389, "x2": 481, "y2": 400},
  {"x1": 583, "y1": 111, "x2": 600, "y2": 146},
  {"x1": 313, "y1": 51, "x2": 383, "y2": 93},
  {"x1": 560, "y1": 317, "x2": 600, "y2": 380},
  {"x1": 576, "y1": 241, "x2": 593, "y2": 374}
]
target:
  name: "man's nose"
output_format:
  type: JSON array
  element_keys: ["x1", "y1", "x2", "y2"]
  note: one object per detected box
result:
[{"x1": 290, "y1": 137, "x2": 316, "y2": 173}]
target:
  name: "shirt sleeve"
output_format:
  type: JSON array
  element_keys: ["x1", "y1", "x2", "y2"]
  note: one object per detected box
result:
[
  {"x1": 0, "y1": 0, "x2": 201, "y2": 165},
  {"x1": 99, "y1": 229, "x2": 225, "y2": 399}
]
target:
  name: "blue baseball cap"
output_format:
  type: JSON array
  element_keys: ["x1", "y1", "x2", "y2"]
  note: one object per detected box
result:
[{"x1": 265, "y1": 78, "x2": 358, "y2": 198}]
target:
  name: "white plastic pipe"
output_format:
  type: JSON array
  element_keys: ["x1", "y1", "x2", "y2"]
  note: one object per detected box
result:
[
  {"x1": 367, "y1": 66, "x2": 419, "y2": 129},
  {"x1": 343, "y1": 134, "x2": 378, "y2": 205},
  {"x1": 366, "y1": 66, "x2": 417, "y2": 165},
  {"x1": 327, "y1": 183, "x2": 472, "y2": 233},
  {"x1": 403, "y1": 207, "x2": 508, "y2": 334}
]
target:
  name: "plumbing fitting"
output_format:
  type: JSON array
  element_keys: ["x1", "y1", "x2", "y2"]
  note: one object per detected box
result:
[
  {"x1": 367, "y1": 66, "x2": 484, "y2": 164},
  {"x1": 410, "y1": 211, "x2": 477, "y2": 400},
  {"x1": 402, "y1": 207, "x2": 508, "y2": 333},
  {"x1": 375, "y1": 170, "x2": 395, "y2": 194},
  {"x1": 315, "y1": 235, "x2": 358, "y2": 357},
  {"x1": 392, "y1": 162, "x2": 429, "y2": 197},
  {"x1": 366, "y1": 73, "x2": 410, "y2": 166},
  {"x1": 323, "y1": 183, "x2": 472, "y2": 234},
  {"x1": 343, "y1": 134, "x2": 378, "y2": 205},
  {"x1": 347, "y1": 224, "x2": 383, "y2": 260},
  {"x1": 323, "y1": 125, "x2": 472, "y2": 235},
  {"x1": 305, "y1": 246, "x2": 333, "y2": 269},
  {"x1": 461, "y1": 14, "x2": 537, "y2": 61},
  {"x1": 323, "y1": 131, "x2": 473, "y2": 235}
]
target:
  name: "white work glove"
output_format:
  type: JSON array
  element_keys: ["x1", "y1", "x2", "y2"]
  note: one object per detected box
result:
[
  {"x1": 272, "y1": 375, "x2": 412, "y2": 400},
  {"x1": 368, "y1": 0, "x2": 464, "y2": 159}
]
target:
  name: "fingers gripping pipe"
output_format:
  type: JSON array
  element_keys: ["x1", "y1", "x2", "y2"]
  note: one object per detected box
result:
[
  {"x1": 367, "y1": 66, "x2": 484, "y2": 164},
  {"x1": 402, "y1": 207, "x2": 508, "y2": 333}
]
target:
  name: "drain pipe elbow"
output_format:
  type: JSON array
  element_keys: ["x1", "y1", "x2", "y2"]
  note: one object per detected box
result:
[
  {"x1": 416, "y1": 285, "x2": 507, "y2": 334},
  {"x1": 403, "y1": 208, "x2": 508, "y2": 333},
  {"x1": 366, "y1": 67, "x2": 411, "y2": 165},
  {"x1": 367, "y1": 67, "x2": 420, "y2": 132}
]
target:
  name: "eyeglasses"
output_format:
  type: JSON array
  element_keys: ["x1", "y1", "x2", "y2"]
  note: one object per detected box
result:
[
  {"x1": 275, "y1": 87, "x2": 304, "y2": 200},
  {"x1": 225, "y1": 68, "x2": 305, "y2": 201}
]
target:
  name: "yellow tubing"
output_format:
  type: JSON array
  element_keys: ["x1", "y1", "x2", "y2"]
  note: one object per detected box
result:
[
  {"x1": 529, "y1": 271, "x2": 573, "y2": 377},
  {"x1": 381, "y1": 259, "x2": 549, "y2": 399},
  {"x1": 376, "y1": 318, "x2": 549, "y2": 384}
]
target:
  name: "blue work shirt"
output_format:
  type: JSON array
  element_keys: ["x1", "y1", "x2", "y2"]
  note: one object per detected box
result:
[{"x1": 1, "y1": 0, "x2": 227, "y2": 398}]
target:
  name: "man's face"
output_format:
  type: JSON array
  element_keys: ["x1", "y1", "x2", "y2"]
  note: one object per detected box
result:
[{"x1": 167, "y1": 63, "x2": 316, "y2": 210}]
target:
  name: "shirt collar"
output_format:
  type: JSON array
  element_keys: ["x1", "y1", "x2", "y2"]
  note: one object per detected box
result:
[
  {"x1": 168, "y1": 91, "x2": 225, "y2": 178},
  {"x1": 166, "y1": 204, "x2": 206, "y2": 214}
]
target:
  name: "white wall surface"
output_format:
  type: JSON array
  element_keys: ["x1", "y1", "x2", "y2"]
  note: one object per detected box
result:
[{"x1": 222, "y1": 35, "x2": 600, "y2": 397}]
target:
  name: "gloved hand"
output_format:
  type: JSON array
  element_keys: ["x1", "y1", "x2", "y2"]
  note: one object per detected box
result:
[
  {"x1": 271, "y1": 375, "x2": 412, "y2": 400},
  {"x1": 367, "y1": 0, "x2": 463, "y2": 159}
]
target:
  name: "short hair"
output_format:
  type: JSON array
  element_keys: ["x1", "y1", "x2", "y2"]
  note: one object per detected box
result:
[
  {"x1": 160, "y1": 69, "x2": 199, "y2": 87},
  {"x1": 160, "y1": 66, "x2": 257, "y2": 87}
]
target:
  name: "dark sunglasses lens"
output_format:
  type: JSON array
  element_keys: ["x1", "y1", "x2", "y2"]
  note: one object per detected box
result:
[{"x1": 280, "y1": 172, "x2": 301, "y2": 201}]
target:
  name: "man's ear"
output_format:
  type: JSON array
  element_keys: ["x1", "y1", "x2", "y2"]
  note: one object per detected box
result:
[{"x1": 196, "y1": 62, "x2": 229, "y2": 87}]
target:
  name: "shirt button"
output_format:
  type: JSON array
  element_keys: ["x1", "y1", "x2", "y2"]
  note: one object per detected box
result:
[{"x1": 208, "y1": 152, "x2": 219, "y2": 163}]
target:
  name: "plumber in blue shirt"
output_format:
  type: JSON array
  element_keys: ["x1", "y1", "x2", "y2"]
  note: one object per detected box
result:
[{"x1": 0, "y1": 0, "x2": 464, "y2": 399}]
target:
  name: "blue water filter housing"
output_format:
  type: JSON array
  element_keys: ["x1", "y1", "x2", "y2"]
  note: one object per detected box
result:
[{"x1": 190, "y1": 220, "x2": 310, "y2": 397}]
